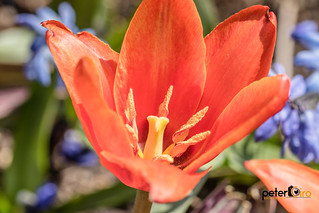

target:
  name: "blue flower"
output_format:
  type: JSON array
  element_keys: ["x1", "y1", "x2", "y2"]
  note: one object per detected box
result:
[
  {"x1": 255, "y1": 73, "x2": 305, "y2": 140},
  {"x1": 17, "y1": 2, "x2": 94, "y2": 86},
  {"x1": 255, "y1": 64, "x2": 319, "y2": 163},
  {"x1": 34, "y1": 182, "x2": 57, "y2": 210},
  {"x1": 292, "y1": 20, "x2": 319, "y2": 50},
  {"x1": 306, "y1": 71, "x2": 319, "y2": 93},
  {"x1": 25, "y1": 182, "x2": 57, "y2": 212},
  {"x1": 292, "y1": 20, "x2": 319, "y2": 71},
  {"x1": 294, "y1": 50, "x2": 319, "y2": 70},
  {"x1": 283, "y1": 106, "x2": 319, "y2": 163},
  {"x1": 60, "y1": 130, "x2": 99, "y2": 166}
]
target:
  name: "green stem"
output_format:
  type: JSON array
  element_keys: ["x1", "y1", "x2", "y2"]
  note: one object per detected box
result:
[{"x1": 133, "y1": 190, "x2": 153, "y2": 213}]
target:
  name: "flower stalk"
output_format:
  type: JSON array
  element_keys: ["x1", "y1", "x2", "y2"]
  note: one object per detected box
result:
[{"x1": 133, "y1": 190, "x2": 152, "y2": 213}]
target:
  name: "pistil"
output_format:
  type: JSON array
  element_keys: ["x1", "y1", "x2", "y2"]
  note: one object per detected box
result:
[{"x1": 143, "y1": 116, "x2": 169, "y2": 160}]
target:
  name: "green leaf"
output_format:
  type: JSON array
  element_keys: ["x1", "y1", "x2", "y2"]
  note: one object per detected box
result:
[
  {"x1": 201, "y1": 150, "x2": 226, "y2": 171},
  {"x1": 3, "y1": 83, "x2": 59, "y2": 200},
  {"x1": 50, "y1": 0, "x2": 100, "y2": 29},
  {"x1": 226, "y1": 134, "x2": 282, "y2": 174},
  {"x1": 47, "y1": 183, "x2": 135, "y2": 213},
  {"x1": 0, "y1": 27, "x2": 34, "y2": 64},
  {"x1": 194, "y1": 0, "x2": 219, "y2": 36},
  {"x1": 0, "y1": 191, "x2": 13, "y2": 213},
  {"x1": 105, "y1": 20, "x2": 129, "y2": 52}
]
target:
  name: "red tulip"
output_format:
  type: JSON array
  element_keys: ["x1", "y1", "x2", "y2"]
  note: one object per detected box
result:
[
  {"x1": 43, "y1": 0, "x2": 289, "y2": 203},
  {"x1": 245, "y1": 159, "x2": 319, "y2": 212}
]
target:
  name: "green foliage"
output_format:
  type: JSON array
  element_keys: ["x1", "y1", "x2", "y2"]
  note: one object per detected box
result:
[
  {"x1": 3, "y1": 83, "x2": 58, "y2": 201},
  {"x1": 194, "y1": 0, "x2": 219, "y2": 35},
  {"x1": 47, "y1": 183, "x2": 135, "y2": 213},
  {"x1": 226, "y1": 133, "x2": 300, "y2": 175},
  {"x1": 0, "y1": 191, "x2": 13, "y2": 213},
  {"x1": 226, "y1": 134, "x2": 282, "y2": 174},
  {"x1": 50, "y1": 0, "x2": 100, "y2": 29}
]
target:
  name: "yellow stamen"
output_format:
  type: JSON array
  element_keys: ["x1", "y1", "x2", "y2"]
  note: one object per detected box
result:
[
  {"x1": 172, "y1": 106, "x2": 209, "y2": 143},
  {"x1": 170, "y1": 131, "x2": 211, "y2": 158},
  {"x1": 143, "y1": 116, "x2": 169, "y2": 160},
  {"x1": 125, "y1": 124, "x2": 143, "y2": 158},
  {"x1": 125, "y1": 88, "x2": 136, "y2": 123},
  {"x1": 153, "y1": 154, "x2": 174, "y2": 164},
  {"x1": 177, "y1": 131, "x2": 211, "y2": 145},
  {"x1": 124, "y1": 89, "x2": 140, "y2": 156},
  {"x1": 125, "y1": 124, "x2": 138, "y2": 144},
  {"x1": 158, "y1": 86, "x2": 173, "y2": 117}
]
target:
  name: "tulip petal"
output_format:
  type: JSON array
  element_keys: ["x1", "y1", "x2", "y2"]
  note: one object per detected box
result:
[
  {"x1": 99, "y1": 151, "x2": 208, "y2": 203},
  {"x1": 77, "y1": 32, "x2": 119, "y2": 93},
  {"x1": 43, "y1": 20, "x2": 118, "y2": 109},
  {"x1": 182, "y1": 75, "x2": 290, "y2": 172},
  {"x1": 73, "y1": 57, "x2": 133, "y2": 157},
  {"x1": 114, "y1": 0, "x2": 206, "y2": 144},
  {"x1": 192, "y1": 5, "x2": 277, "y2": 135},
  {"x1": 245, "y1": 159, "x2": 319, "y2": 213}
]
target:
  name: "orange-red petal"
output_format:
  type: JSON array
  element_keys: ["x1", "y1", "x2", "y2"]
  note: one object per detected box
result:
[
  {"x1": 77, "y1": 31, "x2": 119, "y2": 106},
  {"x1": 182, "y1": 75, "x2": 290, "y2": 172},
  {"x1": 192, "y1": 5, "x2": 277, "y2": 135},
  {"x1": 99, "y1": 151, "x2": 208, "y2": 203},
  {"x1": 114, "y1": 0, "x2": 206, "y2": 145},
  {"x1": 73, "y1": 57, "x2": 133, "y2": 157},
  {"x1": 43, "y1": 20, "x2": 118, "y2": 109},
  {"x1": 245, "y1": 159, "x2": 319, "y2": 212}
]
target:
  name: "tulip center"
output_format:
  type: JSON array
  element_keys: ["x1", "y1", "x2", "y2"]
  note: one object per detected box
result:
[{"x1": 124, "y1": 86, "x2": 210, "y2": 164}]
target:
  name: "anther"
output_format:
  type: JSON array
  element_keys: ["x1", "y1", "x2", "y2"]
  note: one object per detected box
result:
[
  {"x1": 170, "y1": 131, "x2": 211, "y2": 158},
  {"x1": 177, "y1": 131, "x2": 211, "y2": 145},
  {"x1": 125, "y1": 89, "x2": 136, "y2": 123},
  {"x1": 172, "y1": 106, "x2": 209, "y2": 143},
  {"x1": 158, "y1": 86, "x2": 173, "y2": 117},
  {"x1": 124, "y1": 89, "x2": 139, "y2": 156},
  {"x1": 125, "y1": 124, "x2": 138, "y2": 145},
  {"x1": 153, "y1": 154, "x2": 174, "y2": 164}
]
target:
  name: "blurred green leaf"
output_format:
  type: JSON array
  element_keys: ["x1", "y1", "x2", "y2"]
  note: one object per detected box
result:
[
  {"x1": 3, "y1": 83, "x2": 58, "y2": 200},
  {"x1": 48, "y1": 183, "x2": 135, "y2": 213},
  {"x1": 226, "y1": 134, "x2": 282, "y2": 174},
  {"x1": 63, "y1": 97, "x2": 77, "y2": 126},
  {"x1": 201, "y1": 150, "x2": 226, "y2": 171},
  {"x1": 70, "y1": 0, "x2": 100, "y2": 29},
  {"x1": 0, "y1": 191, "x2": 12, "y2": 213},
  {"x1": 105, "y1": 20, "x2": 129, "y2": 52},
  {"x1": 51, "y1": 0, "x2": 100, "y2": 29},
  {"x1": 0, "y1": 27, "x2": 34, "y2": 64},
  {"x1": 194, "y1": 0, "x2": 219, "y2": 36}
]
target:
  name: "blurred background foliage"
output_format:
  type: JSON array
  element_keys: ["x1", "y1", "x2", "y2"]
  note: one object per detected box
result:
[{"x1": 0, "y1": 0, "x2": 319, "y2": 212}]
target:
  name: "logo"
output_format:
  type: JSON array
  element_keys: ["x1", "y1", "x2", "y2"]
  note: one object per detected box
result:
[{"x1": 261, "y1": 185, "x2": 311, "y2": 200}]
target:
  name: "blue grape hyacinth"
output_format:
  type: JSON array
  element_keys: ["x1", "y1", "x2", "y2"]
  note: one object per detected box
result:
[
  {"x1": 17, "y1": 2, "x2": 94, "y2": 86},
  {"x1": 255, "y1": 64, "x2": 319, "y2": 163},
  {"x1": 292, "y1": 20, "x2": 319, "y2": 93},
  {"x1": 24, "y1": 182, "x2": 57, "y2": 213},
  {"x1": 61, "y1": 129, "x2": 99, "y2": 166}
]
